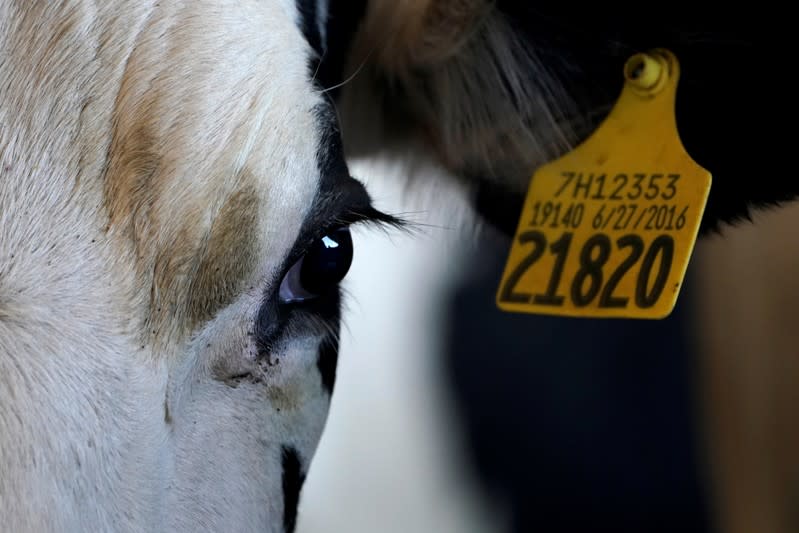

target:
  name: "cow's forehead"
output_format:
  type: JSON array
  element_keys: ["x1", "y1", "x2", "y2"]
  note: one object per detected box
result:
[
  {"x1": 2, "y1": 0, "x2": 333, "y2": 342},
  {"x1": 98, "y1": 0, "x2": 329, "y2": 339}
]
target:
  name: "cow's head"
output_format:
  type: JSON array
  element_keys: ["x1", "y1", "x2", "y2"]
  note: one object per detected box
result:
[
  {"x1": 0, "y1": 1, "x2": 395, "y2": 530},
  {"x1": 0, "y1": 1, "x2": 788, "y2": 531}
]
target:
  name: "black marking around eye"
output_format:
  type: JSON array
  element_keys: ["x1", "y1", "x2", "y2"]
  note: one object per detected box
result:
[
  {"x1": 254, "y1": 286, "x2": 342, "y2": 359},
  {"x1": 317, "y1": 331, "x2": 339, "y2": 395},
  {"x1": 312, "y1": 103, "x2": 349, "y2": 193},
  {"x1": 281, "y1": 446, "x2": 306, "y2": 533}
]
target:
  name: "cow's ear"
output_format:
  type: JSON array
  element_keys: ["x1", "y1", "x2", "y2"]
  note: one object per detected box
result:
[
  {"x1": 321, "y1": 2, "x2": 795, "y2": 235},
  {"x1": 322, "y1": 0, "x2": 579, "y2": 196}
]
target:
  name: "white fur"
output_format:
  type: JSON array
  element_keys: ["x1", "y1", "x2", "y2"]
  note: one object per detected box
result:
[{"x1": 1, "y1": 1, "x2": 334, "y2": 531}]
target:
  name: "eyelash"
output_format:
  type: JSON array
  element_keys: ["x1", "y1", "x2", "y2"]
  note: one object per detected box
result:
[{"x1": 285, "y1": 208, "x2": 406, "y2": 273}]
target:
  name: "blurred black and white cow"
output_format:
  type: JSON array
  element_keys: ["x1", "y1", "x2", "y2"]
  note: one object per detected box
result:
[{"x1": 0, "y1": 1, "x2": 786, "y2": 531}]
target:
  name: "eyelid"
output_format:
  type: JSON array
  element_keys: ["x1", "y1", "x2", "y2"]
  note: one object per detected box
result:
[{"x1": 292, "y1": 205, "x2": 404, "y2": 263}]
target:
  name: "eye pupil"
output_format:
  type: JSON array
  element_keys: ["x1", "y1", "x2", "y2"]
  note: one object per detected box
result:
[
  {"x1": 278, "y1": 227, "x2": 355, "y2": 304},
  {"x1": 298, "y1": 227, "x2": 353, "y2": 295}
]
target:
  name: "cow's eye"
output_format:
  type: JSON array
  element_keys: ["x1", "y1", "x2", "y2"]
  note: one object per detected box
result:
[{"x1": 278, "y1": 227, "x2": 354, "y2": 303}]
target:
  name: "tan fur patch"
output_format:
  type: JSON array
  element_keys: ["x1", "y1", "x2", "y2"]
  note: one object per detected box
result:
[
  {"x1": 187, "y1": 186, "x2": 260, "y2": 327},
  {"x1": 104, "y1": 122, "x2": 161, "y2": 243},
  {"x1": 102, "y1": 111, "x2": 264, "y2": 339}
]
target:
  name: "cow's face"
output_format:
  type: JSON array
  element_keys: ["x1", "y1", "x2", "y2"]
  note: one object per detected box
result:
[{"x1": 0, "y1": 1, "x2": 397, "y2": 531}]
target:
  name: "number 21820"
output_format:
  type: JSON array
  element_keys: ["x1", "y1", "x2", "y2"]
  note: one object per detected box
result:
[{"x1": 499, "y1": 231, "x2": 675, "y2": 309}]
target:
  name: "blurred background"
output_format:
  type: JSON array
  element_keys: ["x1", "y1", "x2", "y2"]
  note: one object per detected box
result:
[{"x1": 296, "y1": 158, "x2": 799, "y2": 533}]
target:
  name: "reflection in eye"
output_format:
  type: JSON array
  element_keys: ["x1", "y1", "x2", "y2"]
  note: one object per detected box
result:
[{"x1": 278, "y1": 227, "x2": 354, "y2": 304}]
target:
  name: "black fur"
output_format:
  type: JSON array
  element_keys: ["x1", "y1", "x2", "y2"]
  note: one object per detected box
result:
[
  {"x1": 295, "y1": 0, "x2": 323, "y2": 58},
  {"x1": 442, "y1": 234, "x2": 713, "y2": 533},
  {"x1": 313, "y1": 0, "x2": 368, "y2": 96},
  {"x1": 281, "y1": 446, "x2": 306, "y2": 533},
  {"x1": 317, "y1": 332, "x2": 339, "y2": 395}
]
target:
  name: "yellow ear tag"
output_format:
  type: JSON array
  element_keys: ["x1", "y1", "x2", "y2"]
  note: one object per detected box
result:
[{"x1": 496, "y1": 49, "x2": 711, "y2": 319}]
